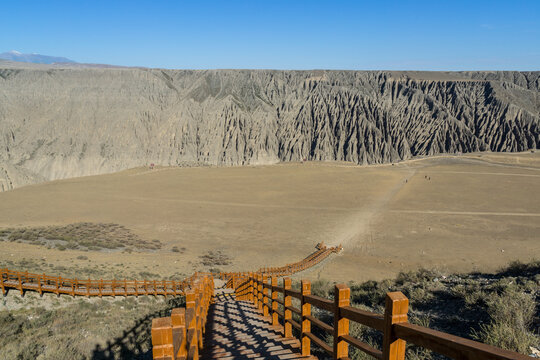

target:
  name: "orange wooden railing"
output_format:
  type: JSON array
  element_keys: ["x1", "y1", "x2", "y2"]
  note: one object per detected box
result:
[
  {"x1": 230, "y1": 274, "x2": 531, "y2": 360},
  {"x1": 220, "y1": 242, "x2": 342, "y2": 286},
  {"x1": 151, "y1": 274, "x2": 214, "y2": 360},
  {"x1": 0, "y1": 243, "x2": 340, "y2": 299},
  {"x1": 0, "y1": 268, "x2": 201, "y2": 297}
]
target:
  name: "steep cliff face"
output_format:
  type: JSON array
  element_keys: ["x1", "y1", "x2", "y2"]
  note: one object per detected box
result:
[{"x1": 0, "y1": 66, "x2": 538, "y2": 190}]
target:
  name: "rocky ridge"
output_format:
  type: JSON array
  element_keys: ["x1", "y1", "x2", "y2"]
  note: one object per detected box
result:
[{"x1": 0, "y1": 66, "x2": 538, "y2": 190}]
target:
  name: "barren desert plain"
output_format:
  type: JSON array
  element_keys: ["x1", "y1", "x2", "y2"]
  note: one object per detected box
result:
[{"x1": 1, "y1": 152, "x2": 539, "y2": 283}]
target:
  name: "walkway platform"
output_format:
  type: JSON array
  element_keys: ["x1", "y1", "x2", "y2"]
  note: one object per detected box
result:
[{"x1": 202, "y1": 289, "x2": 316, "y2": 360}]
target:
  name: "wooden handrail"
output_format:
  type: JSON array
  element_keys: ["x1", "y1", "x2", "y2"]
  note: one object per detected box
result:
[
  {"x1": 3, "y1": 243, "x2": 532, "y2": 360},
  {"x1": 340, "y1": 305, "x2": 384, "y2": 332},
  {"x1": 0, "y1": 268, "x2": 193, "y2": 297},
  {"x1": 236, "y1": 273, "x2": 530, "y2": 360},
  {"x1": 394, "y1": 323, "x2": 532, "y2": 360},
  {"x1": 304, "y1": 293, "x2": 334, "y2": 312},
  {"x1": 152, "y1": 274, "x2": 214, "y2": 360},
  {"x1": 305, "y1": 314, "x2": 333, "y2": 334},
  {"x1": 220, "y1": 243, "x2": 342, "y2": 280}
]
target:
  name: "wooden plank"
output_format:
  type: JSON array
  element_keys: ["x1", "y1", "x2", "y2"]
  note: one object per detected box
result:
[
  {"x1": 304, "y1": 294, "x2": 334, "y2": 312},
  {"x1": 341, "y1": 334, "x2": 383, "y2": 360},
  {"x1": 274, "y1": 297, "x2": 285, "y2": 306},
  {"x1": 305, "y1": 315, "x2": 333, "y2": 334},
  {"x1": 286, "y1": 318, "x2": 301, "y2": 330},
  {"x1": 285, "y1": 288, "x2": 302, "y2": 300},
  {"x1": 341, "y1": 305, "x2": 385, "y2": 331},
  {"x1": 305, "y1": 331, "x2": 333, "y2": 356},
  {"x1": 394, "y1": 323, "x2": 532, "y2": 360},
  {"x1": 286, "y1": 305, "x2": 301, "y2": 315}
]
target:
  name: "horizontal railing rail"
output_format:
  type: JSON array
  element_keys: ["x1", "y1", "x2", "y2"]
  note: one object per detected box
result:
[
  {"x1": 0, "y1": 268, "x2": 205, "y2": 298},
  {"x1": 234, "y1": 274, "x2": 532, "y2": 360}
]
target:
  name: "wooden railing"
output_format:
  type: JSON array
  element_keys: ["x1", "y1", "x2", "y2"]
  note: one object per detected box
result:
[
  {"x1": 151, "y1": 274, "x2": 214, "y2": 360},
  {"x1": 221, "y1": 242, "x2": 342, "y2": 284},
  {"x1": 232, "y1": 274, "x2": 531, "y2": 360},
  {"x1": 0, "y1": 268, "x2": 200, "y2": 297}
]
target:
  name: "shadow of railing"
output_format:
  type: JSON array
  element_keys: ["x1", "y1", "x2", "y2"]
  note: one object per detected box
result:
[
  {"x1": 91, "y1": 297, "x2": 185, "y2": 360},
  {"x1": 201, "y1": 298, "x2": 302, "y2": 359}
]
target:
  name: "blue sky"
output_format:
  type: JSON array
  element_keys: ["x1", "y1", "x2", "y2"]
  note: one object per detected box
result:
[{"x1": 1, "y1": 0, "x2": 539, "y2": 70}]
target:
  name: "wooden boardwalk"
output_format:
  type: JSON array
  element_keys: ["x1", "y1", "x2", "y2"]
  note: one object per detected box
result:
[{"x1": 201, "y1": 289, "x2": 315, "y2": 360}]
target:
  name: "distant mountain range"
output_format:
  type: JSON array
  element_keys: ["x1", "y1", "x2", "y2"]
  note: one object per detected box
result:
[
  {"x1": 0, "y1": 50, "x2": 76, "y2": 64},
  {"x1": 0, "y1": 67, "x2": 538, "y2": 191}
]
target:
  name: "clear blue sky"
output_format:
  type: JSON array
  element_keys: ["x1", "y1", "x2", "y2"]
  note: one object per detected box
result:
[{"x1": 1, "y1": 0, "x2": 539, "y2": 70}]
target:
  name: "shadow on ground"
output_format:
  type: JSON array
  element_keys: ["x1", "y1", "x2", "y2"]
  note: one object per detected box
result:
[{"x1": 91, "y1": 297, "x2": 185, "y2": 360}]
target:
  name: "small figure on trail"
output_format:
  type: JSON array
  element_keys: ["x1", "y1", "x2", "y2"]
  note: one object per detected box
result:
[{"x1": 149, "y1": 163, "x2": 155, "y2": 170}]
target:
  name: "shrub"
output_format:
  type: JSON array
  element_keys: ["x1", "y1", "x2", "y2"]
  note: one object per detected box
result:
[
  {"x1": 0, "y1": 223, "x2": 162, "y2": 252},
  {"x1": 472, "y1": 288, "x2": 538, "y2": 353}
]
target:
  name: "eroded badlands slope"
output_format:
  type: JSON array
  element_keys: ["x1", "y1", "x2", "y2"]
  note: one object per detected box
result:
[{"x1": 0, "y1": 65, "x2": 539, "y2": 190}]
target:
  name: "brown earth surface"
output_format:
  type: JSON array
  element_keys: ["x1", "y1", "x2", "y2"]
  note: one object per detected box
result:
[{"x1": 0, "y1": 152, "x2": 539, "y2": 283}]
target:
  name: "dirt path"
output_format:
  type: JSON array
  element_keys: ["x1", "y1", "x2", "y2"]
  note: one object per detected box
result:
[
  {"x1": 327, "y1": 166, "x2": 417, "y2": 249},
  {"x1": 390, "y1": 210, "x2": 540, "y2": 217},
  {"x1": 130, "y1": 197, "x2": 361, "y2": 212}
]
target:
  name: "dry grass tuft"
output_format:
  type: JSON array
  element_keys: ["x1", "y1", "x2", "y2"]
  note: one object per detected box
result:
[{"x1": 0, "y1": 222, "x2": 162, "y2": 252}]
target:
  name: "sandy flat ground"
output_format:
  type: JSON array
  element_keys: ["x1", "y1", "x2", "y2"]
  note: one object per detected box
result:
[{"x1": 0, "y1": 152, "x2": 539, "y2": 283}]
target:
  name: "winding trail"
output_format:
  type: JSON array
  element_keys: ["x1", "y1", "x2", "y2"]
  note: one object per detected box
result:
[{"x1": 328, "y1": 167, "x2": 416, "y2": 248}]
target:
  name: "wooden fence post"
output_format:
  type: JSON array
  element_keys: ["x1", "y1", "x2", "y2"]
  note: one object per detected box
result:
[
  {"x1": 249, "y1": 272, "x2": 254, "y2": 303},
  {"x1": 171, "y1": 308, "x2": 187, "y2": 359},
  {"x1": 301, "y1": 280, "x2": 311, "y2": 357},
  {"x1": 382, "y1": 292, "x2": 408, "y2": 360},
  {"x1": 0, "y1": 269, "x2": 4, "y2": 296},
  {"x1": 271, "y1": 276, "x2": 278, "y2": 326},
  {"x1": 333, "y1": 284, "x2": 350, "y2": 359},
  {"x1": 162, "y1": 280, "x2": 167, "y2": 298},
  {"x1": 151, "y1": 317, "x2": 174, "y2": 359},
  {"x1": 196, "y1": 283, "x2": 203, "y2": 350},
  {"x1": 186, "y1": 290, "x2": 199, "y2": 360},
  {"x1": 38, "y1": 274, "x2": 43, "y2": 296},
  {"x1": 262, "y1": 274, "x2": 269, "y2": 317},
  {"x1": 284, "y1": 277, "x2": 292, "y2": 338},
  {"x1": 18, "y1": 272, "x2": 23, "y2": 296},
  {"x1": 253, "y1": 274, "x2": 259, "y2": 307},
  {"x1": 258, "y1": 274, "x2": 263, "y2": 311}
]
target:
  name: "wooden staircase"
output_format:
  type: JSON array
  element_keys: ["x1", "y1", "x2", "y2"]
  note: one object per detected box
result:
[{"x1": 201, "y1": 288, "x2": 315, "y2": 359}]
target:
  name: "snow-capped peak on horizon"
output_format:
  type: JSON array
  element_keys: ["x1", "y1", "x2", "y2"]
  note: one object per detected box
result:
[{"x1": 0, "y1": 50, "x2": 76, "y2": 64}]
